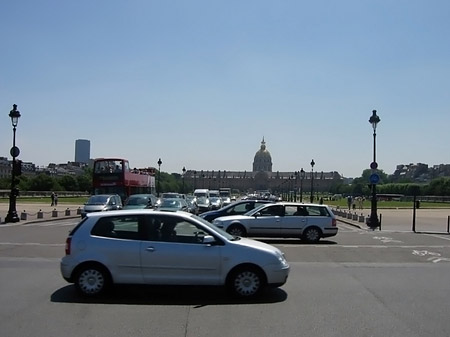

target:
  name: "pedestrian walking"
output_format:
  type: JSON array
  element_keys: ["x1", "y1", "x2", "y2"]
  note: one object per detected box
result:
[
  {"x1": 54, "y1": 193, "x2": 58, "y2": 206},
  {"x1": 51, "y1": 192, "x2": 55, "y2": 206},
  {"x1": 347, "y1": 195, "x2": 352, "y2": 210}
]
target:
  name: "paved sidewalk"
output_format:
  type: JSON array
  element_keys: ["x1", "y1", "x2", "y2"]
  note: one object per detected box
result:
[
  {"x1": 334, "y1": 207, "x2": 450, "y2": 233},
  {"x1": 0, "y1": 202, "x2": 83, "y2": 224}
]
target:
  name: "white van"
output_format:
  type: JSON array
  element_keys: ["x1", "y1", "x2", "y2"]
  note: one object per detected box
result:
[{"x1": 193, "y1": 189, "x2": 211, "y2": 212}]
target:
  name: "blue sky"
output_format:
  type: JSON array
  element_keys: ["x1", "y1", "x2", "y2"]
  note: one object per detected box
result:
[{"x1": 1, "y1": 0, "x2": 449, "y2": 178}]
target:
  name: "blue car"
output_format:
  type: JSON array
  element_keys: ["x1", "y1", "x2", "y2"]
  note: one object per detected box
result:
[{"x1": 200, "y1": 199, "x2": 272, "y2": 222}]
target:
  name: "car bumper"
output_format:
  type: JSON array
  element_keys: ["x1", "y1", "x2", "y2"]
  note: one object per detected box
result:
[
  {"x1": 266, "y1": 264, "x2": 290, "y2": 287},
  {"x1": 60, "y1": 258, "x2": 75, "y2": 283},
  {"x1": 322, "y1": 228, "x2": 339, "y2": 238}
]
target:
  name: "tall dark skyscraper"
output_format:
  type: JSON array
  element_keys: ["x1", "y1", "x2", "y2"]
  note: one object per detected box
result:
[{"x1": 74, "y1": 139, "x2": 90, "y2": 163}]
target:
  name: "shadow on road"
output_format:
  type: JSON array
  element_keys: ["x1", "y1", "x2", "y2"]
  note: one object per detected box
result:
[
  {"x1": 51, "y1": 284, "x2": 288, "y2": 306},
  {"x1": 260, "y1": 238, "x2": 338, "y2": 245}
]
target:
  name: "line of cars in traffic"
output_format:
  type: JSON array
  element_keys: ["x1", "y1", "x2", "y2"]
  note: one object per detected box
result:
[
  {"x1": 80, "y1": 191, "x2": 339, "y2": 243},
  {"x1": 66, "y1": 190, "x2": 337, "y2": 298}
]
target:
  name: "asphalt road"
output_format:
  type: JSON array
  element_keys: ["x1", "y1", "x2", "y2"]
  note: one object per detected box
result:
[{"x1": 1, "y1": 218, "x2": 450, "y2": 337}]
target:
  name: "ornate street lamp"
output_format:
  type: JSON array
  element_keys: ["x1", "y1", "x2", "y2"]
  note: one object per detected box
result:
[
  {"x1": 368, "y1": 110, "x2": 381, "y2": 229},
  {"x1": 193, "y1": 170, "x2": 197, "y2": 190},
  {"x1": 157, "y1": 158, "x2": 162, "y2": 197},
  {"x1": 300, "y1": 168, "x2": 305, "y2": 202},
  {"x1": 5, "y1": 104, "x2": 21, "y2": 223},
  {"x1": 310, "y1": 160, "x2": 315, "y2": 203},
  {"x1": 201, "y1": 170, "x2": 205, "y2": 188},
  {"x1": 294, "y1": 171, "x2": 298, "y2": 202},
  {"x1": 182, "y1": 166, "x2": 186, "y2": 194}
]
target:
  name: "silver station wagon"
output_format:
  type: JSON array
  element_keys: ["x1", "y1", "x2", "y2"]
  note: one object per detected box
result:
[
  {"x1": 212, "y1": 202, "x2": 338, "y2": 243},
  {"x1": 60, "y1": 210, "x2": 290, "y2": 298}
]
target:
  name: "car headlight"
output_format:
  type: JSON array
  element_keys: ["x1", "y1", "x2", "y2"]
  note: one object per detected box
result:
[{"x1": 277, "y1": 253, "x2": 289, "y2": 267}]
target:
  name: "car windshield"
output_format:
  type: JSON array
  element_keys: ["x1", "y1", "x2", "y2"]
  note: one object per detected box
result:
[
  {"x1": 126, "y1": 197, "x2": 148, "y2": 206},
  {"x1": 197, "y1": 196, "x2": 207, "y2": 203},
  {"x1": 162, "y1": 193, "x2": 179, "y2": 198},
  {"x1": 245, "y1": 203, "x2": 269, "y2": 216},
  {"x1": 160, "y1": 199, "x2": 182, "y2": 208},
  {"x1": 87, "y1": 195, "x2": 109, "y2": 205},
  {"x1": 191, "y1": 214, "x2": 236, "y2": 240}
]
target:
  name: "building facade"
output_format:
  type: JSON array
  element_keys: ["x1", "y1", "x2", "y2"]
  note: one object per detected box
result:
[
  {"x1": 74, "y1": 139, "x2": 90, "y2": 164},
  {"x1": 183, "y1": 138, "x2": 343, "y2": 195}
]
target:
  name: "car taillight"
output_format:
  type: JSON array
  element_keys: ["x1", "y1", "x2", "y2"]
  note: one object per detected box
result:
[
  {"x1": 65, "y1": 237, "x2": 72, "y2": 255},
  {"x1": 332, "y1": 218, "x2": 337, "y2": 227}
]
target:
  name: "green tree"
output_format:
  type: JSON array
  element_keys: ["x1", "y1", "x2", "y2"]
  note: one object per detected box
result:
[
  {"x1": 0, "y1": 177, "x2": 10, "y2": 189},
  {"x1": 28, "y1": 173, "x2": 61, "y2": 191},
  {"x1": 58, "y1": 175, "x2": 79, "y2": 191},
  {"x1": 77, "y1": 173, "x2": 92, "y2": 193}
]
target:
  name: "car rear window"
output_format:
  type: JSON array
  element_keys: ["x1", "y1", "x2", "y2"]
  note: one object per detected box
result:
[
  {"x1": 305, "y1": 206, "x2": 330, "y2": 217},
  {"x1": 91, "y1": 215, "x2": 142, "y2": 240}
]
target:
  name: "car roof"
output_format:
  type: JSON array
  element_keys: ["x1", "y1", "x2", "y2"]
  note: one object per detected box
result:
[
  {"x1": 85, "y1": 208, "x2": 192, "y2": 219},
  {"x1": 128, "y1": 194, "x2": 154, "y2": 198},
  {"x1": 259, "y1": 202, "x2": 328, "y2": 207}
]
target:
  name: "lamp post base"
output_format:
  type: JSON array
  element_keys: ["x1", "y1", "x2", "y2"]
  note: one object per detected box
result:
[
  {"x1": 366, "y1": 215, "x2": 379, "y2": 230},
  {"x1": 4, "y1": 192, "x2": 20, "y2": 223},
  {"x1": 5, "y1": 212, "x2": 20, "y2": 223}
]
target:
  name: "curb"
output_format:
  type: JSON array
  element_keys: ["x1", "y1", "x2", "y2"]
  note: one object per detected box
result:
[{"x1": 337, "y1": 218, "x2": 362, "y2": 229}]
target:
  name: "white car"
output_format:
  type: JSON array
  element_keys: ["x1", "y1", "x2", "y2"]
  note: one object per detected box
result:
[
  {"x1": 60, "y1": 209, "x2": 290, "y2": 298},
  {"x1": 212, "y1": 202, "x2": 338, "y2": 243}
]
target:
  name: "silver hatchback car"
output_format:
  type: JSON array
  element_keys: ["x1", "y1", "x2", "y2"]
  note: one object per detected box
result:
[{"x1": 60, "y1": 210, "x2": 290, "y2": 298}]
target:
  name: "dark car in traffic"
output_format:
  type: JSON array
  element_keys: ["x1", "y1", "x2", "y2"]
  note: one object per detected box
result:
[{"x1": 200, "y1": 199, "x2": 272, "y2": 222}]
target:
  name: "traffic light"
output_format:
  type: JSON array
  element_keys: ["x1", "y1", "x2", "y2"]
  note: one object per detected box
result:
[{"x1": 13, "y1": 160, "x2": 22, "y2": 176}]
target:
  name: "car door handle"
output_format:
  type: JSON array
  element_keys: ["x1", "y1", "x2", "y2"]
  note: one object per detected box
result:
[{"x1": 146, "y1": 246, "x2": 155, "y2": 252}]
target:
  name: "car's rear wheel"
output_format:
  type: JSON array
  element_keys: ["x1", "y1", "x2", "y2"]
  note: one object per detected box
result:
[
  {"x1": 75, "y1": 264, "x2": 110, "y2": 297},
  {"x1": 228, "y1": 266, "x2": 265, "y2": 297},
  {"x1": 302, "y1": 226, "x2": 322, "y2": 243},
  {"x1": 227, "y1": 224, "x2": 247, "y2": 237}
]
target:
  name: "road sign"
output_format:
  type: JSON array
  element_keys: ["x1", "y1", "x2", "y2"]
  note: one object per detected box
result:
[
  {"x1": 369, "y1": 173, "x2": 380, "y2": 184},
  {"x1": 10, "y1": 146, "x2": 20, "y2": 157},
  {"x1": 370, "y1": 161, "x2": 378, "y2": 169}
]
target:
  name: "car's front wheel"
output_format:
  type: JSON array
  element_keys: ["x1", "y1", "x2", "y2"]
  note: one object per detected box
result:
[
  {"x1": 227, "y1": 224, "x2": 247, "y2": 237},
  {"x1": 228, "y1": 266, "x2": 265, "y2": 297},
  {"x1": 75, "y1": 264, "x2": 110, "y2": 297}
]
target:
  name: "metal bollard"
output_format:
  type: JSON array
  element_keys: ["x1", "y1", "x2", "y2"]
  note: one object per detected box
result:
[
  {"x1": 65, "y1": 208, "x2": 71, "y2": 216},
  {"x1": 52, "y1": 209, "x2": 58, "y2": 217},
  {"x1": 77, "y1": 207, "x2": 82, "y2": 215},
  {"x1": 21, "y1": 211, "x2": 27, "y2": 220},
  {"x1": 37, "y1": 210, "x2": 43, "y2": 219}
]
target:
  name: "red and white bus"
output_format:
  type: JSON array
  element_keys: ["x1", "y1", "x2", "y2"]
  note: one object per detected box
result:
[{"x1": 92, "y1": 158, "x2": 156, "y2": 200}]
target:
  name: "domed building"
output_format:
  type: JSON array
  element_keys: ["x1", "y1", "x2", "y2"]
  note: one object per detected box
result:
[
  {"x1": 184, "y1": 138, "x2": 343, "y2": 197},
  {"x1": 253, "y1": 137, "x2": 272, "y2": 172}
]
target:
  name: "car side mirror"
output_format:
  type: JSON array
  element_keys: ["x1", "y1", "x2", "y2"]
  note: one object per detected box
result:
[{"x1": 203, "y1": 235, "x2": 215, "y2": 244}]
